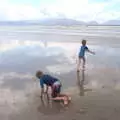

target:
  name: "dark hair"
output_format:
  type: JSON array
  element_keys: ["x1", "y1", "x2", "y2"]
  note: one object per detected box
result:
[
  {"x1": 36, "y1": 71, "x2": 43, "y2": 78},
  {"x1": 82, "y1": 39, "x2": 87, "y2": 46}
]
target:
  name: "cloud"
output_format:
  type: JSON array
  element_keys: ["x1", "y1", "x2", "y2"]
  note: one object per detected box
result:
[
  {"x1": 0, "y1": 0, "x2": 43, "y2": 21},
  {"x1": 96, "y1": 11, "x2": 120, "y2": 22},
  {"x1": 0, "y1": 0, "x2": 120, "y2": 22},
  {"x1": 94, "y1": 0, "x2": 120, "y2": 22},
  {"x1": 40, "y1": 0, "x2": 107, "y2": 22},
  {"x1": 38, "y1": 0, "x2": 120, "y2": 22}
]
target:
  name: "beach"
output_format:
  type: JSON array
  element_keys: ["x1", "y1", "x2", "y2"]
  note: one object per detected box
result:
[{"x1": 0, "y1": 26, "x2": 120, "y2": 120}]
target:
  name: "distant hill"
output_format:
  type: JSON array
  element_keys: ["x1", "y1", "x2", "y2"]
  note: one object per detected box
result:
[
  {"x1": 0, "y1": 21, "x2": 28, "y2": 26},
  {"x1": 102, "y1": 20, "x2": 120, "y2": 26},
  {"x1": 86, "y1": 21, "x2": 99, "y2": 26},
  {"x1": 0, "y1": 19, "x2": 120, "y2": 26},
  {"x1": 0, "y1": 19, "x2": 86, "y2": 26},
  {"x1": 87, "y1": 21, "x2": 98, "y2": 25},
  {"x1": 38, "y1": 18, "x2": 86, "y2": 26}
]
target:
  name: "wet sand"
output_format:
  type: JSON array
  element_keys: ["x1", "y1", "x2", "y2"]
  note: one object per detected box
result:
[{"x1": 0, "y1": 26, "x2": 120, "y2": 120}]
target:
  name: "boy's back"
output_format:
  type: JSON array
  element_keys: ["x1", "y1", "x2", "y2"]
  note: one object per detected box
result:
[
  {"x1": 40, "y1": 74, "x2": 59, "y2": 87},
  {"x1": 79, "y1": 45, "x2": 88, "y2": 57}
]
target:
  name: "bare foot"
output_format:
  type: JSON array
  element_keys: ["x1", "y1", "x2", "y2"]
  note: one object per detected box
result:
[
  {"x1": 64, "y1": 99, "x2": 69, "y2": 106},
  {"x1": 63, "y1": 96, "x2": 71, "y2": 106},
  {"x1": 68, "y1": 97, "x2": 71, "y2": 101},
  {"x1": 82, "y1": 65, "x2": 85, "y2": 70}
]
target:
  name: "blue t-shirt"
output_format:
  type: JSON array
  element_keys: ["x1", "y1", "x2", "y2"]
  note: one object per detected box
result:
[
  {"x1": 39, "y1": 74, "x2": 59, "y2": 88},
  {"x1": 79, "y1": 45, "x2": 88, "y2": 57}
]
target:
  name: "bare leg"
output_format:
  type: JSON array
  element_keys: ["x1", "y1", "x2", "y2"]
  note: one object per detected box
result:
[
  {"x1": 51, "y1": 94, "x2": 71, "y2": 105},
  {"x1": 82, "y1": 57, "x2": 86, "y2": 69},
  {"x1": 51, "y1": 97, "x2": 64, "y2": 101},
  {"x1": 59, "y1": 94, "x2": 71, "y2": 101},
  {"x1": 77, "y1": 57, "x2": 81, "y2": 71},
  {"x1": 51, "y1": 95, "x2": 71, "y2": 101}
]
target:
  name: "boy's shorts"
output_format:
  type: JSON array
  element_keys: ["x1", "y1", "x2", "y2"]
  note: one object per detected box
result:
[
  {"x1": 52, "y1": 81, "x2": 61, "y2": 98},
  {"x1": 79, "y1": 56, "x2": 84, "y2": 58}
]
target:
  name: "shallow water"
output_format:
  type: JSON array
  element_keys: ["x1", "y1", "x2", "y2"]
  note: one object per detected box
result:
[{"x1": 0, "y1": 26, "x2": 120, "y2": 120}]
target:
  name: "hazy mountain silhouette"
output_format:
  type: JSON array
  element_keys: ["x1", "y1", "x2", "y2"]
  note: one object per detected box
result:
[
  {"x1": 102, "y1": 20, "x2": 120, "y2": 25},
  {"x1": 87, "y1": 21, "x2": 98, "y2": 25},
  {"x1": 0, "y1": 19, "x2": 120, "y2": 26},
  {"x1": 38, "y1": 18, "x2": 86, "y2": 26}
]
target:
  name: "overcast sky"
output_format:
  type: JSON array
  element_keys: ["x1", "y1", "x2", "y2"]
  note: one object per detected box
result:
[{"x1": 0, "y1": 0, "x2": 120, "y2": 22}]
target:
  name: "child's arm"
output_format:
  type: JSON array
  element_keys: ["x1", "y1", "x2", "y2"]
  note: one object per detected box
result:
[
  {"x1": 87, "y1": 49, "x2": 95, "y2": 55},
  {"x1": 44, "y1": 85, "x2": 49, "y2": 93},
  {"x1": 40, "y1": 79, "x2": 45, "y2": 98},
  {"x1": 40, "y1": 88, "x2": 44, "y2": 98}
]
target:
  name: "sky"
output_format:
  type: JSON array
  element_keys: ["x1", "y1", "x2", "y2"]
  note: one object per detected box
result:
[{"x1": 0, "y1": 0, "x2": 120, "y2": 23}]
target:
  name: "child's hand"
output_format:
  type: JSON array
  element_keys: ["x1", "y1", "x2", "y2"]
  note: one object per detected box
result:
[
  {"x1": 44, "y1": 86, "x2": 48, "y2": 94},
  {"x1": 88, "y1": 50, "x2": 95, "y2": 55},
  {"x1": 40, "y1": 95, "x2": 42, "y2": 98},
  {"x1": 44, "y1": 91, "x2": 48, "y2": 94},
  {"x1": 92, "y1": 52, "x2": 95, "y2": 55},
  {"x1": 32, "y1": 77, "x2": 36, "y2": 81}
]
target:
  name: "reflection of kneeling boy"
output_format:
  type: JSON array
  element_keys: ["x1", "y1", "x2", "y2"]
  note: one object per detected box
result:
[{"x1": 36, "y1": 71, "x2": 71, "y2": 105}]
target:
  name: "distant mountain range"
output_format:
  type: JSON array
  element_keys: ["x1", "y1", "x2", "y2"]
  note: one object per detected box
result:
[
  {"x1": 87, "y1": 21, "x2": 99, "y2": 25},
  {"x1": 102, "y1": 20, "x2": 120, "y2": 25},
  {"x1": 0, "y1": 18, "x2": 120, "y2": 26},
  {"x1": 38, "y1": 18, "x2": 86, "y2": 26}
]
